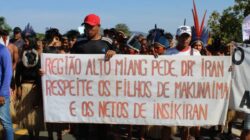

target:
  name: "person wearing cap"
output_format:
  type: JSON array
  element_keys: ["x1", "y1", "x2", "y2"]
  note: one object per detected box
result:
[
  {"x1": 71, "y1": 13, "x2": 116, "y2": 60},
  {"x1": 0, "y1": 28, "x2": 14, "y2": 140},
  {"x1": 10, "y1": 27, "x2": 25, "y2": 60},
  {"x1": 166, "y1": 25, "x2": 200, "y2": 56},
  {"x1": 165, "y1": 25, "x2": 200, "y2": 140},
  {"x1": 11, "y1": 27, "x2": 23, "y2": 46},
  {"x1": 70, "y1": 14, "x2": 115, "y2": 140}
]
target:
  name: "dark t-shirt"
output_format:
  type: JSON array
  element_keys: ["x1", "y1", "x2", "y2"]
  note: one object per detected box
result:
[
  {"x1": 15, "y1": 61, "x2": 40, "y2": 86},
  {"x1": 70, "y1": 37, "x2": 113, "y2": 54}
]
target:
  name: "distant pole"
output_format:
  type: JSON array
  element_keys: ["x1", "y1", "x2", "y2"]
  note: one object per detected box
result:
[{"x1": 184, "y1": 19, "x2": 186, "y2": 25}]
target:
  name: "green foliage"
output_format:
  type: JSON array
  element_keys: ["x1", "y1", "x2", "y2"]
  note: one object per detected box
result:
[
  {"x1": 208, "y1": 0, "x2": 250, "y2": 43},
  {"x1": 36, "y1": 33, "x2": 45, "y2": 40},
  {"x1": 0, "y1": 16, "x2": 12, "y2": 33},
  {"x1": 220, "y1": 8, "x2": 243, "y2": 42},
  {"x1": 115, "y1": 23, "x2": 131, "y2": 36},
  {"x1": 208, "y1": 12, "x2": 221, "y2": 39}
]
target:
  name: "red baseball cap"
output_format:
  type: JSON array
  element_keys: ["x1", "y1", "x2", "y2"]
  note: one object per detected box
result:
[{"x1": 82, "y1": 14, "x2": 100, "y2": 26}]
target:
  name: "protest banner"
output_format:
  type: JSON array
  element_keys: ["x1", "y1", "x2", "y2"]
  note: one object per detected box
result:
[
  {"x1": 41, "y1": 54, "x2": 231, "y2": 126},
  {"x1": 230, "y1": 44, "x2": 250, "y2": 113}
]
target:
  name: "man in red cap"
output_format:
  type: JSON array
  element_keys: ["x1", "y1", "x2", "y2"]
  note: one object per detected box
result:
[
  {"x1": 71, "y1": 14, "x2": 116, "y2": 60},
  {"x1": 81, "y1": 14, "x2": 101, "y2": 40},
  {"x1": 70, "y1": 14, "x2": 115, "y2": 140}
]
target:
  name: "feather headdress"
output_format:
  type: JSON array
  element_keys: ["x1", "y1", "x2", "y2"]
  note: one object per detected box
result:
[
  {"x1": 191, "y1": 0, "x2": 209, "y2": 47},
  {"x1": 22, "y1": 23, "x2": 36, "y2": 37},
  {"x1": 147, "y1": 24, "x2": 165, "y2": 46}
]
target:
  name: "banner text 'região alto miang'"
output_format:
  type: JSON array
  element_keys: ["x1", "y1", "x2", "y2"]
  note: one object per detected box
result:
[{"x1": 41, "y1": 54, "x2": 231, "y2": 126}]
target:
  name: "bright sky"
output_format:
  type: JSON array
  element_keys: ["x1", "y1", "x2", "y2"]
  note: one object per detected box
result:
[{"x1": 0, "y1": 0, "x2": 235, "y2": 35}]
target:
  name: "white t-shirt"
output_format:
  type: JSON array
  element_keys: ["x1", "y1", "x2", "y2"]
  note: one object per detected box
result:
[
  {"x1": 165, "y1": 46, "x2": 200, "y2": 56},
  {"x1": 0, "y1": 36, "x2": 9, "y2": 47}
]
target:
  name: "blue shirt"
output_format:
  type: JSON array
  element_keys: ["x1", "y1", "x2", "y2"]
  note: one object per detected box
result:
[{"x1": 0, "y1": 43, "x2": 12, "y2": 97}]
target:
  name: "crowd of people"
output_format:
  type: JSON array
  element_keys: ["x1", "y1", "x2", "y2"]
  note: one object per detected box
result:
[{"x1": 0, "y1": 12, "x2": 248, "y2": 140}]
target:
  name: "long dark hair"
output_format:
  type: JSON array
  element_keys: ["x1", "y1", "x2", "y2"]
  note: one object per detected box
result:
[
  {"x1": 45, "y1": 28, "x2": 62, "y2": 45},
  {"x1": 23, "y1": 35, "x2": 37, "y2": 49}
]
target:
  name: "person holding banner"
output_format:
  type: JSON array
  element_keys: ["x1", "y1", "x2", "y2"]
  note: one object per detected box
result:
[
  {"x1": 126, "y1": 34, "x2": 141, "y2": 55},
  {"x1": 70, "y1": 13, "x2": 116, "y2": 140},
  {"x1": 71, "y1": 13, "x2": 116, "y2": 59},
  {"x1": 66, "y1": 30, "x2": 80, "y2": 50},
  {"x1": 146, "y1": 28, "x2": 170, "y2": 140},
  {"x1": 140, "y1": 38, "x2": 150, "y2": 55},
  {"x1": 153, "y1": 36, "x2": 169, "y2": 55},
  {"x1": 165, "y1": 32, "x2": 174, "y2": 48},
  {"x1": 43, "y1": 27, "x2": 67, "y2": 140},
  {"x1": 166, "y1": 26, "x2": 200, "y2": 56},
  {"x1": 166, "y1": 25, "x2": 200, "y2": 140}
]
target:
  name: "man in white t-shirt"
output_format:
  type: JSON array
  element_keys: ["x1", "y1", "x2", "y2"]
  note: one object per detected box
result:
[
  {"x1": 165, "y1": 25, "x2": 201, "y2": 140},
  {"x1": 166, "y1": 25, "x2": 200, "y2": 56}
]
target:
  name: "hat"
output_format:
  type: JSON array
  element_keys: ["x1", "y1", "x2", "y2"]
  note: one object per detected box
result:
[
  {"x1": 81, "y1": 14, "x2": 100, "y2": 26},
  {"x1": 13, "y1": 27, "x2": 22, "y2": 33},
  {"x1": 176, "y1": 25, "x2": 192, "y2": 36},
  {"x1": 154, "y1": 36, "x2": 170, "y2": 49}
]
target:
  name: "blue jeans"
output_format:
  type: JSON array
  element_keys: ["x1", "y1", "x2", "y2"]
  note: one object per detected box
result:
[{"x1": 0, "y1": 96, "x2": 14, "y2": 140}]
